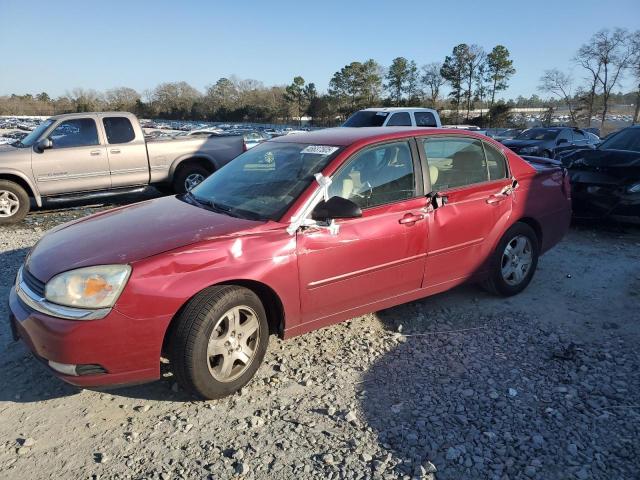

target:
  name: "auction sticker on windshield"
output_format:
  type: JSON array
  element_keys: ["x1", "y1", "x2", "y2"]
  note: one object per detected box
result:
[{"x1": 301, "y1": 145, "x2": 339, "y2": 155}]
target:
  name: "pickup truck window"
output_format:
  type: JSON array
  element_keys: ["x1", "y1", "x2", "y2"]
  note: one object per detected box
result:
[
  {"x1": 386, "y1": 112, "x2": 412, "y2": 126},
  {"x1": 50, "y1": 119, "x2": 99, "y2": 148},
  {"x1": 343, "y1": 111, "x2": 388, "y2": 127},
  {"x1": 328, "y1": 141, "x2": 416, "y2": 209},
  {"x1": 415, "y1": 111, "x2": 437, "y2": 127},
  {"x1": 103, "y1": 117, "x2": 135, "y2": 144},
  {"x1": 190, "y1": 142, "x2": 340, "y2": 221},
  {"x1": 423, "y1": 138, "x2": 489, "y2": 190}
]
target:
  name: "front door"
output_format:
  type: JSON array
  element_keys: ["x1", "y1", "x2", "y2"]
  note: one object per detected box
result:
[
  {"x1": 297, "y1": 140, "x2": 428, "y2": 324},
  {"x1": 32, "y1": 117, "x2": 111, "y2": 195},
  {"x1": 419, "y1": 136, "x2": 513, "y2": 287}
]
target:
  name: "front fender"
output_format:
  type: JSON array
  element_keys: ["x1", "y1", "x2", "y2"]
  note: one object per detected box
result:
[{"x1": 0, "y1": 167, "x2": 42, "y2": 206}]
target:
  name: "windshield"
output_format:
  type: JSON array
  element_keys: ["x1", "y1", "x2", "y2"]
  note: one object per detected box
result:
[
  {"x1": 343, "y1": 111, "x2": 388, "y2": 127},
  {"x1": 515, "y1": 128, "x2": 559, "y2": 141},
  {"x1": 189, "y1": 142, "x2": 341, "y2": 221},
  {"x1": 599, "y1": 128, "x2": 640, "y2": 153},
  {"x1": 17, "y1": 119, "x2": 55, "y2": 147}
]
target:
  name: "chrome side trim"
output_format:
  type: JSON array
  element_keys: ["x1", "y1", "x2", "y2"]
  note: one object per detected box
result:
[{"x1": 15, "y1": 267, "x2": 110, "y2": 321}]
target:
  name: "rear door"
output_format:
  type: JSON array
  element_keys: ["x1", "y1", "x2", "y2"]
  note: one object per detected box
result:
[
  {"x1": 102, "y1": 116, "x2": 149, "y2": 187},
  {"x1": 296, "y1": 139, "x2": 428, "y2": 323},
  {"x1": 32, "y1": 116, "x2": 111, "y2": 195},
  {"x1": 419, "y1": 136, "x2": 513, "y2": 286}
]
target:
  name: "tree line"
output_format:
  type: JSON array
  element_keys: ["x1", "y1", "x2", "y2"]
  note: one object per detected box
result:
[{"x1": 1, "y1": 28, "x2": 638, "y2": 128}]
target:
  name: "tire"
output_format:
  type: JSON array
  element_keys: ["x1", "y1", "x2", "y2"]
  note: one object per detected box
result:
[
  {"x1": 482, "y1": 222, "x2": 539, "y2": 297},
  {"x1": 169, "y1": 286, "x2": 269, "y2": 399},
  {"x1": 171, "y1": 164, "x2": 210, "y2": 194},
  {"x1": 0, "y1": 180, "x2": 30, "y2": 225}
]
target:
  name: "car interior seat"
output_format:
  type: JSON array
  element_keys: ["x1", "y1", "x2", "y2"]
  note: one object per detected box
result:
[{"x1": 449, "y1": 150, "x2": 486, "y2": 187}]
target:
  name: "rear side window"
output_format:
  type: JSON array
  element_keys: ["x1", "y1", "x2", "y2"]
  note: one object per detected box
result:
[
  {"x1": 343, "y1": 111, "x2": 388, "y2": 127},
  {"x1": 422, "y1": 137, "x2": 488, "y2": 190},
  {"x1": 386, "y1": 112, "x2": 411, "y2": 126},
  {"x1": 103, "y1": 117, "x2": 135, "y2": 144},
  {"x1": 415, "y1": 111, "x2": 437, "y2": 127},
  {"x1": 483, "y1": 143, "x2": 508, "y2": 180}
]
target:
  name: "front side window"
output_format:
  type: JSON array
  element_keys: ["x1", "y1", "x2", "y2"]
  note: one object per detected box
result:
[
  {"x1": 49, "y1": 119, "x2": 99, "y2": 148},
  {"x1": 328, "y1": 141, "x2": 416, "y2": 209},
  {"x1": 423, "y1": 137, "x2": 488, "y2": 190},
  {"x1": 386, "y1": 112, "x2": 412, "y2": 126},
  {"x1": 415, "y1": 111, "x2": 437, "y2": 127},
  {"x1": 103, "y1": 117, "x2": 135, "y2": 144},
  {"x1": 190, "y1": 142, "x2": 340, "y2": 221}
]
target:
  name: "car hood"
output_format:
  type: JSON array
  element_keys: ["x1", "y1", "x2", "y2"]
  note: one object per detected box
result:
[
  {"x1": 501, "y1": 139, "x2": 544, "y2": 149},
  {"x1": 26, "y1": 195, "x2": 265, "y2": 282},
  {"x1": 564, "y1": 148, "x2": 640, "y2": 169}
]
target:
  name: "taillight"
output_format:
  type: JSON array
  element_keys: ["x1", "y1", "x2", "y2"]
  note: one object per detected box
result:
[{"x1": 242, "y1": 140, "x2": 248, "y2": 152}]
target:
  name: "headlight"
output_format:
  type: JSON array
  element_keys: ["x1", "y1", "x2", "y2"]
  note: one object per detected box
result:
[
  {"x1": 627, "y1": 183, "x2": 640, "y2": 194},
  {"x1": 45, "y1": 265, "x2": 131, "y2": 309}
]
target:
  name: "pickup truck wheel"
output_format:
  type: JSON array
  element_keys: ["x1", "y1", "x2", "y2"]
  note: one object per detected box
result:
[
  {"x1": 172, "y1": 165, "x2": 210, "y2": 194},
  {"x1": 482, "y1": 222, "x2": 539, "y2": 297},
  {"x1": 169, "y1": 286, "x2": 269, "y2": 399},
  {"x1": 0, "y1": 180, "x2": 29, "y2": 225}
]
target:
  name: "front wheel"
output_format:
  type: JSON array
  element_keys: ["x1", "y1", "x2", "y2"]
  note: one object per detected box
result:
[
  {"x1": 0, "y1": 180, "x2": 30, "y2": 225},
  {"x1": 482, "y1": 222, "x2": 539, "y2": 296},
  {"x1": 169, "y1": 286, "x2": 269, "y2": 399}
]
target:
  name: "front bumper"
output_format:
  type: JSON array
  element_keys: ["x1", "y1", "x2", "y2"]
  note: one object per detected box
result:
[
  {"x1": 571, "y1": 183, "x2": 640, "y2": 219},
  {"x1": 8, "y1": 285, "x2": 167, "y2": 388}
]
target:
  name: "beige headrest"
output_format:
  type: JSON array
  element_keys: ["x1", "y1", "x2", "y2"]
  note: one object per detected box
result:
[
  {"x1": 429, "y1": 165, "x2": 439, "y2": 185},
  {"x1": 341, "y1": 178, "x2": 354, "y2": 199}
]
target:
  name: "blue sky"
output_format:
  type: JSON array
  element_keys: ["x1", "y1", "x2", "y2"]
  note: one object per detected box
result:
[{"x1": 1, "y1": 0, "x2": 638, "y2": 100}]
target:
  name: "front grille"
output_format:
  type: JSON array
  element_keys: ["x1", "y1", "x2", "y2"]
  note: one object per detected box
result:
[{"x1": 22, "y1": 268, "x2": 46, "y2": 298}]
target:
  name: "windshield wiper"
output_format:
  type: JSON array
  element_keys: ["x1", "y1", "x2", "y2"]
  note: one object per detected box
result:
[{"x1": 183, "y1": 192, "x2": 247, "y2": 219}]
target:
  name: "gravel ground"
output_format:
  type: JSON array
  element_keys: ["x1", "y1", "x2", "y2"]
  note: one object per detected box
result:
[{"x1": 0, "y1": 199, "x2": 639, "y2": 480}]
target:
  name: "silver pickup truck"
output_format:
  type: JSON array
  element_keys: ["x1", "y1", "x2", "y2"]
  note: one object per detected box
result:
[{"x1": 0, "y1": 112, "x2": 244, "y2": 223}]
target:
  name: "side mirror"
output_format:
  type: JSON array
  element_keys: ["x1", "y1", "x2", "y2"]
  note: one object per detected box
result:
[
  {"x1": 35, "y1": 138, "x2": 52, "y2": 153},
  {"x1": 556, "y1": 138, "x2": 568, "y2": 146},
  {"x1": 311, "y1": 196, "x2": 362, "y2": 222}
]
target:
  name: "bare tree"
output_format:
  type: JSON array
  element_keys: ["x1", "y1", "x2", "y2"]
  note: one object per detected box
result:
[
  {"x1": 584, "y1": 29, "x2": 634, "y2": 128},
  {"x1": 421, "y1": 62, "x2": 445, "y2": 108},
  {"x1": 574, "y1": 42, "x2": 602, "y2": 126},
  {"x1": 630, "y1": 31, "x2": 640, "y2": 124},
  {"x1": 538, "y1": 69, "x2": 577, "y2": 125}
]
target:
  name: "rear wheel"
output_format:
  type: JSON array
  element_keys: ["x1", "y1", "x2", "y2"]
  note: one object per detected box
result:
[
  {"x1": 169, "y1": 286, "x2": 269, "y2": 399},
  {"x1": 482, "y1": 222, "x2": 539, "y2": 296},
  {"x1": 172, "y1": 164, "x2": 210, "y2": 194},
  {"x1": 0, "y1": 180, "x2": 29, "y2": 225}
]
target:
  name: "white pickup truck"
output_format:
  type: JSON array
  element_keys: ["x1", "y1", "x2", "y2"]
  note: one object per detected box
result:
[{"x1": 0, "y1": 112, "x2": 244, "y2": 223}]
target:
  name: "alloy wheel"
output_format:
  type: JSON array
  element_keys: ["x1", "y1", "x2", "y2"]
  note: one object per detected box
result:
[
  {"x1": 206, "y1": 306, "x2": 260, "y2": 382},
  {"x1": 0, "y1": 190, "x2": 20, "y2": 218},
  {"x1": 501, "y1": 234, "x2": 533, "y2": 286},
  {"x1": 184, "y1": 173, "x2": 205, "y2": 191}
]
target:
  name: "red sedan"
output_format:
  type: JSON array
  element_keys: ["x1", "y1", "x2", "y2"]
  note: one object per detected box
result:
[{"x1": 9, "y1": 127, "x2": 571, "y2": 399}]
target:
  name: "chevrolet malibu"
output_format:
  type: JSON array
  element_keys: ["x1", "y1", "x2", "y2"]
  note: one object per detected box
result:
[{"x1": 9, "y1": 128, "x2": 571, "y2": 399}]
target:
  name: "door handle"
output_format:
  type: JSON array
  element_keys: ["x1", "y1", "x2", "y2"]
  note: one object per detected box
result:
[
  {"x1": 90, "y1": 150, "x2": 101, "y2": 156},
  {"x1": 486, "y1": 194, "x2": 507, "y2": 205},
  {"x1": 399, "y1": 213, "x2": 425, "y2": 225},
  {"x1": 110, "y1": 149, "x2": 121, "y2": 154}
]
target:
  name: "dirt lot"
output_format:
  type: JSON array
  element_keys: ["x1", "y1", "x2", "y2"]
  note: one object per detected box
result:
[{"x1": 0, "y1": 197, "x2": 639, "y2": 480}]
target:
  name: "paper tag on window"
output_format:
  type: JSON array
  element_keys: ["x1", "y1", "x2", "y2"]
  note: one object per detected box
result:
[{"x1": 301, "y1": 145, "x2": 339, "y2": 155}]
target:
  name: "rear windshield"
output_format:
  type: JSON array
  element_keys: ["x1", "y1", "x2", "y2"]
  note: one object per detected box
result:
[{"x1": 343, "y1": 111, "x2": 388, "y2": 127}]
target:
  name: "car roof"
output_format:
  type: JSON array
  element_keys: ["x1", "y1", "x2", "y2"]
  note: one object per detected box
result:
[
  {"x1": 269, "y1": 127, "x2": 480, "y2": 147},
  {"x1": 49, "y1": 112, "x2": 135, "y2": 120},
  {"x1": 360, "y1": 107, "x2": 436, "y2": 112}
]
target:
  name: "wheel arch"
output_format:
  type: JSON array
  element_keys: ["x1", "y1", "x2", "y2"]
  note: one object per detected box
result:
[
  {"x1": 169, "y1": 155, "x2": 218, "y2": 181},
  {"x1": 161, "y1": 279, "x2": 286, "y2": 355},
  {"x1": 0, "y1": 171, "x2": 42, "y2": 206},
  {"x1": 514, "y1": 216, "x2": 543, "y2": 250}
]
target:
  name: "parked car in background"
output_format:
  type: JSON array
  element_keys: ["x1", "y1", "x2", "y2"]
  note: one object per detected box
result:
[
  {"x1": 561, "y1": 125, "x2": 640, "y2": 220},
  {"x1": 485, "y1": 128, "x2": 523, "y2": 142},
  {"x1": 9, "y1": 126, "x2": 571, "y2": 399},
  {"x1": 343, "y1": 107, "x2": 441, "y2": 128},
  {"x1": 502, "y1": 127, "x2": 595, "y2": 159},
  {"x1": 0, "y1": 112, "x2": 244, "y2": 224}
]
